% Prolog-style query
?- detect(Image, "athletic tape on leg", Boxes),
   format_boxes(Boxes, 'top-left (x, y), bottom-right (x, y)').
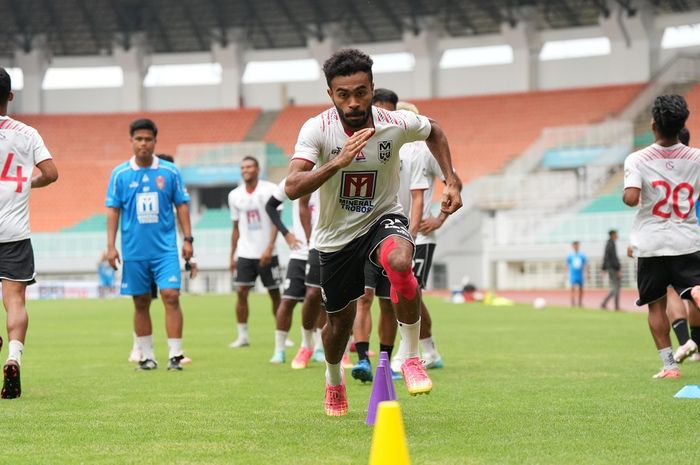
top-left (379, 237), bottom-right (418, 304)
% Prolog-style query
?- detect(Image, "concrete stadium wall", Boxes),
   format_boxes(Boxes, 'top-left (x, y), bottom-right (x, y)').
top-left (3, 7), bottom-right (700, 114)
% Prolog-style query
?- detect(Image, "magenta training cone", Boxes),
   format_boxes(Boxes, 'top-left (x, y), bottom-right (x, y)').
top-left (379, 351), bottom-right (397, 400)
top-left (366, 357), bottom-right (393, 425)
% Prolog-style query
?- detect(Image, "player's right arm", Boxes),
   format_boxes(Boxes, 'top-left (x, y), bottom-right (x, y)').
top-left (285, 122), bottom-right (375, 200)
top-left (32, 159), bottom-right (58, 188)
top-left (105, 168), bottom-right (123, 270)
top-left (623, 155), bottom-right (642, 207)
top-left (106, 207), bottom-right (121, 270)
top-left (230, 220), bottom-right (239, 273)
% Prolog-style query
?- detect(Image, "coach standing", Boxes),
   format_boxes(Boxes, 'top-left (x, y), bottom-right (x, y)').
top-left (601, 229), bottom-right (621, 311)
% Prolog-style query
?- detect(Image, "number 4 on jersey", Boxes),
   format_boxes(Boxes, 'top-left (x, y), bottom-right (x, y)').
top-left (1, 153), bottom-right (28, 193)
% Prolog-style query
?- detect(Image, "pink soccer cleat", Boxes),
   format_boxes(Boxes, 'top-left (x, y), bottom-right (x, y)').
top-left (291, 347), bottom-right (313, 370)
top-left (652, 368), bottom-right (681, 379)
top-left (401, 357), bottom-right (433, 396)
top-left (324, 383), bottom-right (348, 416)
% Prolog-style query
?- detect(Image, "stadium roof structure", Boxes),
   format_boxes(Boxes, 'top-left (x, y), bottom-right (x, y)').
top-left (1, 0), bottom-right (700, 57)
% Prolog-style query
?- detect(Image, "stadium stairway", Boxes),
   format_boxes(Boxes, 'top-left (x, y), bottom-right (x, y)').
top-left (631, 81), bottom-right (698, 149)
top-left (244, 110), bottom-right (280, 142)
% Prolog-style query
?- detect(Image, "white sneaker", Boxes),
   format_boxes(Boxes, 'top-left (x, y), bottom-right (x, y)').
top-left (422, 352), bottom-right (445, 369)
top-left (285, 338), bottom-right (295, 348)
top-left (228, 338), bottom-right (250, 348)
top-left (674, 339), bottom-right (698, 363)
top-left (391, 354), bottom-right (405, 374)
top-left (128, 349), bottom-right (142, 363)
top-left (688, 353), bottom-right (700, 362)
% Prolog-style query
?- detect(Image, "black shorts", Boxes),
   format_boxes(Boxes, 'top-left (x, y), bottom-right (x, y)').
top-left (320, 214), bottom-right (412, 312)
top-left (305, 249), bottom-right (321, 288)
top-left (413, 243), bottom-right (436, 289)
top-left (0, 239), bottom-right (36, 284)
top-left (364, 260), bottom-right (391, 300)
top-left (234, 256), bottom-right (282, 289)
top-left (283, 258), bottom-right (307, 301)
top-left (636, 252), bottom-right (700, 306)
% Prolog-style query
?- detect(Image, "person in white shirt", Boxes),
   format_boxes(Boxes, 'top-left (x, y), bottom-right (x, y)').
top-left (285, 49), bottom-right (462, 416)
top-left (623, 94), bottom-right (700, 379)
top-left (0, 67), bottom-right (59, 398)
top-left (265, 178), bottom-right (326, 368)
top-left (228, 156), bottom-right (282, 348)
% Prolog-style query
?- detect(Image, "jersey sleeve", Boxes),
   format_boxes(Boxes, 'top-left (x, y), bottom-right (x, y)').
top-left (272, 179), bottom-right (288, 202)
top-left (291, 118), bottom-right (322, 166)
top-left (105, 169), bottom-right (123, 208)
top-left (623, 154), bottom-right (642, 189)
top-left (31, 130), bottom-right (52, 165)
top-left (228, 191), bottom-right (239, 221)
top-left (396, 110), bottom-right (432, 144)
top-left (171, 167), bottom-right (190, 205)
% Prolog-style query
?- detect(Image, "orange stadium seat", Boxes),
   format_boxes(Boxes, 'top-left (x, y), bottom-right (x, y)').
top-left (19, 109), bottom-right (260, 232)
top-left (264, 84), bottom-right (644, 183)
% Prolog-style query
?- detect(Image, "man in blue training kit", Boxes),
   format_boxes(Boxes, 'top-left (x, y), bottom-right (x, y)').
top-left (106, 118), bottom-right (194, 371)
top-left (567, 241), bottom-right (587, 307)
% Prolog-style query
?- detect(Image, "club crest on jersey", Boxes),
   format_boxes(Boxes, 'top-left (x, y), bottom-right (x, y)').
top-left (156, 175), bottom-right (165, 190)
top-left (378, 141), bottom-right (392, 163)
top-left (339, 171), bottom-right (376, 213)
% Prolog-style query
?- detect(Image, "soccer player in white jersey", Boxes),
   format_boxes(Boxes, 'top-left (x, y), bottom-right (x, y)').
top-left (624, 95), bottom-right (700, 379)
top-left (0, 68), bottom-right (58, 398)
top-left (285, 49), bottom-right (462, 416)
top-left (228, 156), bottom-right (282, 347)
top-left (265, 177), bottom-right (323, 366)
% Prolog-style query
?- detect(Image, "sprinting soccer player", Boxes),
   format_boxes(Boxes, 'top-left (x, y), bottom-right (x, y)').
top-left (0, 67), bottom-right (59, 398)
top-left (623, 94), bottom-right (700, 379)
top-left (106, 119), bottom-right (193, 371)
top-left (566, 241), bottom-right (587, 307)
top-left (285, 49), bottom-right (463, 416)
top-left (265, 177), bottom-right (321, 365)
top-left (228, 156), bottom-right (282, 348)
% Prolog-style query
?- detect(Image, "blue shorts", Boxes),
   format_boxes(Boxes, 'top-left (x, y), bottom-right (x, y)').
top-left (570, 277), bottom-right (584, 287)
top-left (121, 255), bottom-right (181, 295)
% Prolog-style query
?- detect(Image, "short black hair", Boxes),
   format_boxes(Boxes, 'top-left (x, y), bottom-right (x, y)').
top-left (156, 154), bottom-right (174, 163)
top-left (572, 241), bottom-right (579, 246)
top-left (372, 88), bottom-right (398, 106)
top-left (241, 156), bottom-right (259, 168)
top-left (652, 95), bottom-right (689, 139)
top-left (129, 118), bottom-right (158, 137)
top-left (679, 127), bottom-right (691, 146)
top-left (322, 49), bottom-right (373, 88)
top-left (0, 67), bottom-right (11, 106)
top-left (608, 230), bottom-right (617, 238)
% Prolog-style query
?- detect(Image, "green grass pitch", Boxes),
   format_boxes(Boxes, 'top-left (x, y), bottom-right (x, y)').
top-left (1, 294), bottom-right (699, 464)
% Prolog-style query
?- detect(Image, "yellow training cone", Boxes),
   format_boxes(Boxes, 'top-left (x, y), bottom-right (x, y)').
top-left (368, 401), bottom-right (411, 465)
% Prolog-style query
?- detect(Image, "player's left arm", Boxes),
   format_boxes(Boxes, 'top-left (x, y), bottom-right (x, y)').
top-left (175, 202), bottom-right (193, 261)
top-left (424, 119), bottom-right (463, 215)
top-left (409, 190), bottom-right (425, 239)
top-left (298, 193), bottom-right (313, 243)
top-left (32, 159), bottom-right (59, 188)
